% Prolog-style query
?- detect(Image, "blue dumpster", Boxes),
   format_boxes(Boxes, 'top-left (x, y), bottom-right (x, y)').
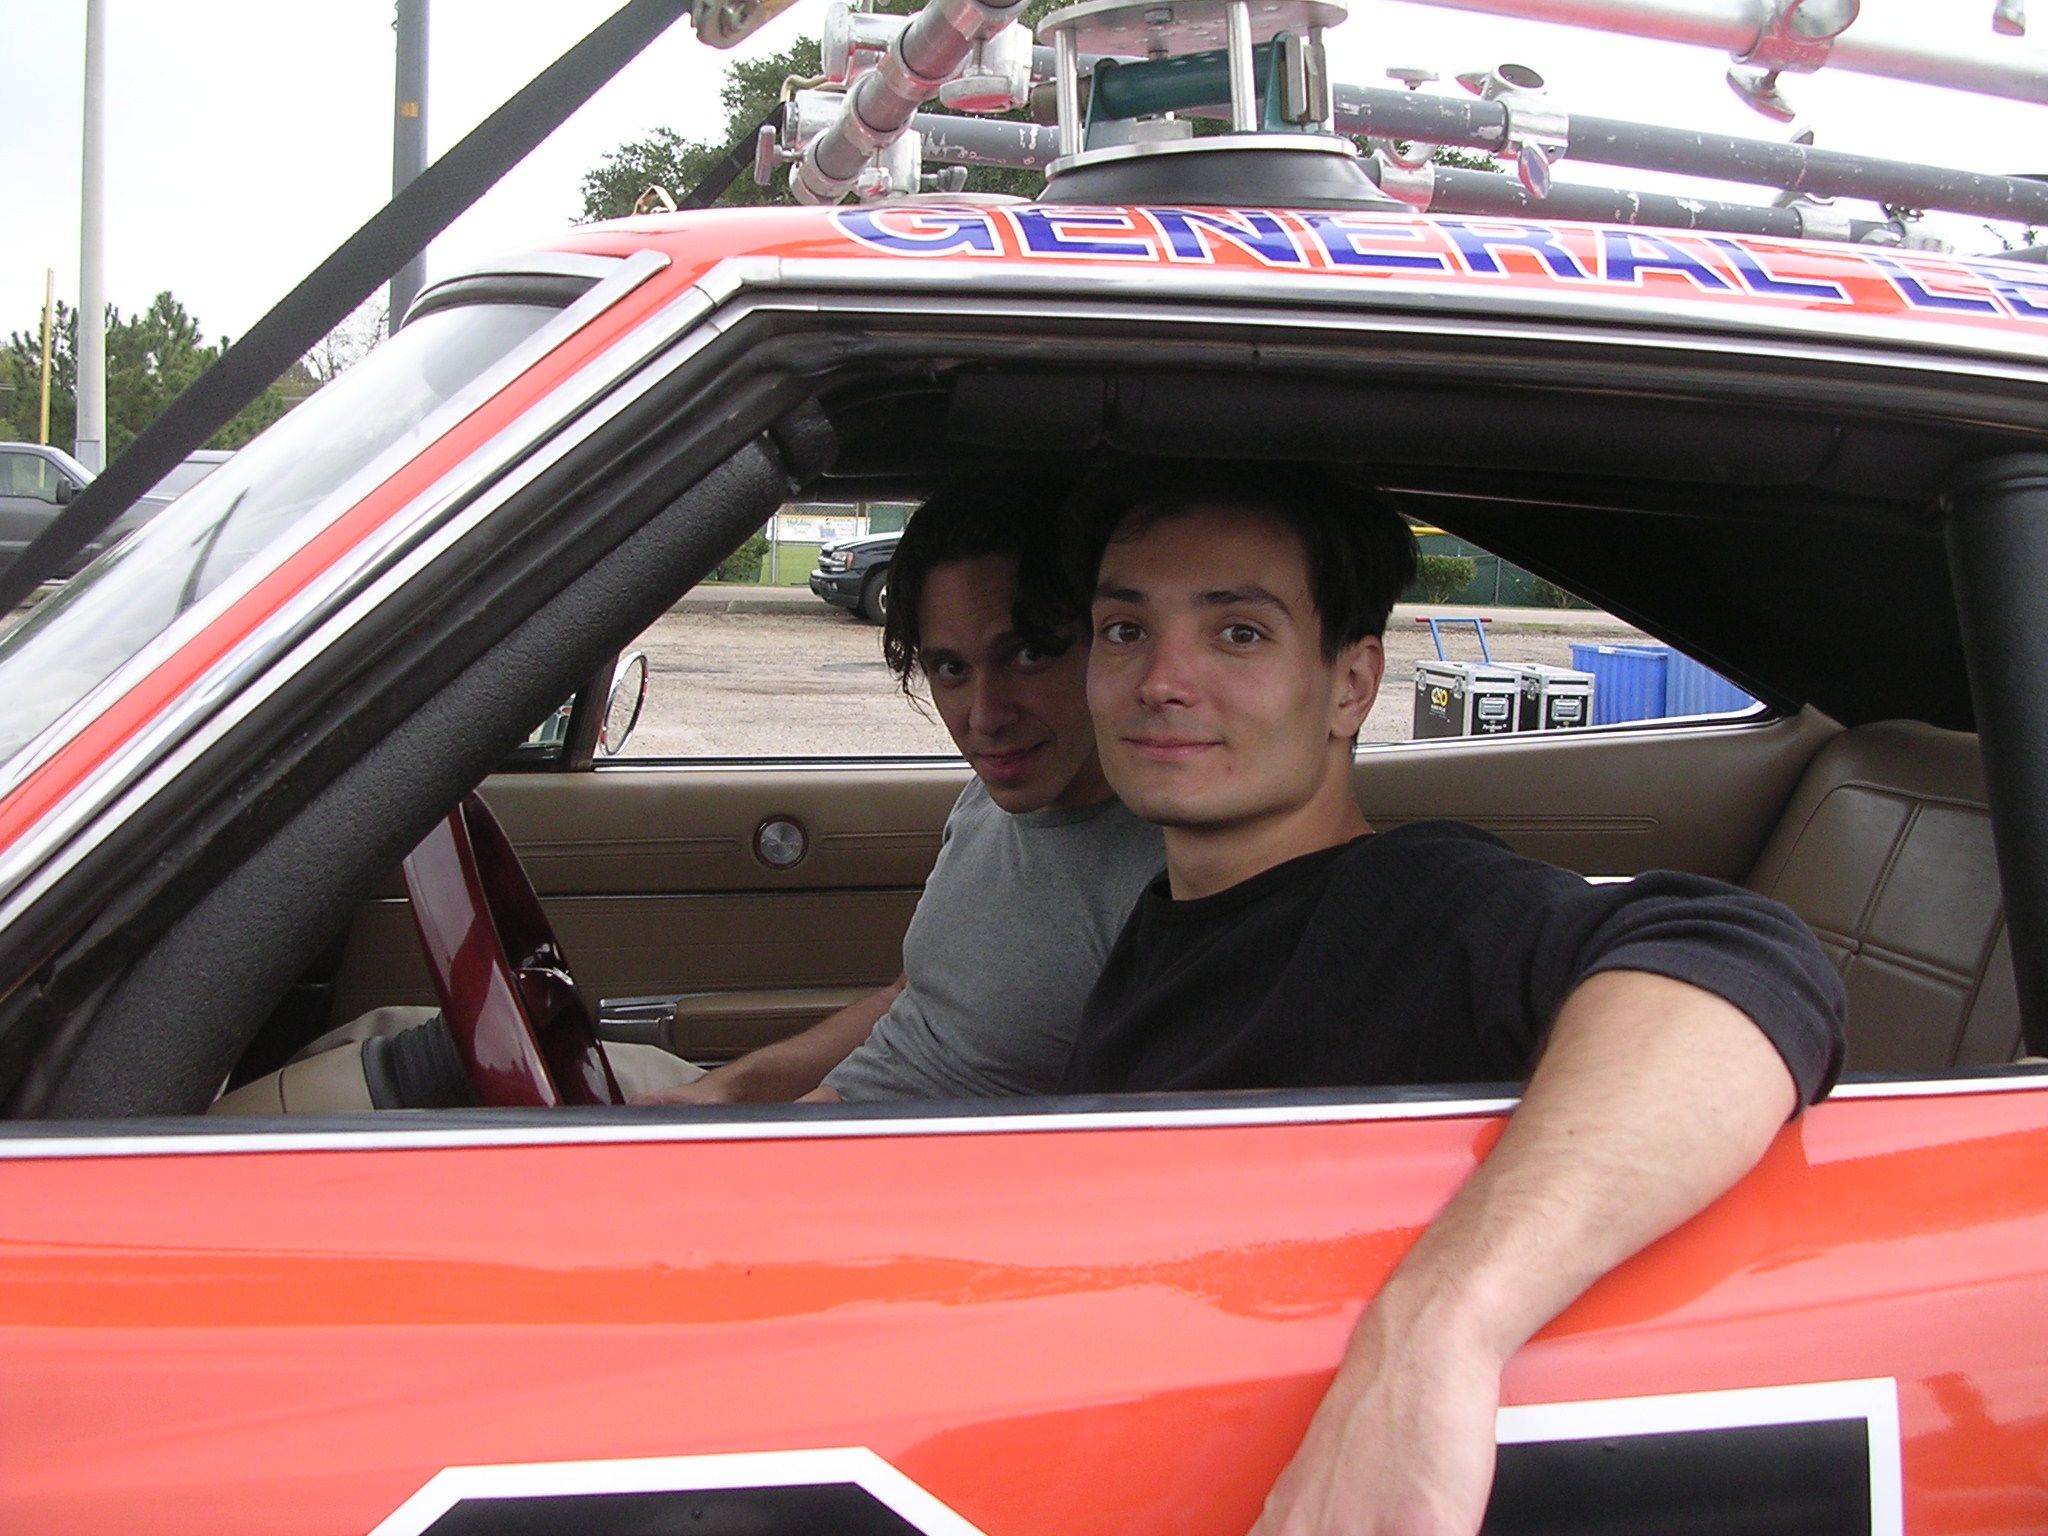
top-left (1665, 651), bottom-right (1758, 717)
top-left (1570, 644), bottom-right (1758, 724)
top-left (1570, 644), bottom-right (1667, 725)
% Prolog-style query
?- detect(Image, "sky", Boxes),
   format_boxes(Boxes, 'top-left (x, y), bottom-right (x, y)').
top-left (2, 0), bottom-right (2044, 351)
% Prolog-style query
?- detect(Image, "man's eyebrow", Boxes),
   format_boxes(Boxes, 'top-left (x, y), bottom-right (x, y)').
top-left (1093, 581), bottom-right (1144, 604)
top-left (1197, 585), bottom-right (1291, 614)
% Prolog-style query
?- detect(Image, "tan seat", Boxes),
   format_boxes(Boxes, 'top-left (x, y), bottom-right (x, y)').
top-left (1745, 720), bottom-right (2021, 1073)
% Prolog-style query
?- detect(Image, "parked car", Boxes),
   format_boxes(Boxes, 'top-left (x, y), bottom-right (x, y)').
top-left (0, 444), bottom-right (230, 582)
top-left (2, 33), bottom-right (2047, 1536)
top-left (0, 442), bottom-right (93, 576)
top-left (809, 527), bottom-right (899, 621)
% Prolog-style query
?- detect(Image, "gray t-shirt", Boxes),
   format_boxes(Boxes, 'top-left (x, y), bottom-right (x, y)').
top-left (824, 779), bottom-right (1163, 1101)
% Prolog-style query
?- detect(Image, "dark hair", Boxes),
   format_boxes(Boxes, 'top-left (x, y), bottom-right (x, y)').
top-left (882, 474), bottom-right (1084, 693)
top-left (1064, 462), bottom-right (1419, 656)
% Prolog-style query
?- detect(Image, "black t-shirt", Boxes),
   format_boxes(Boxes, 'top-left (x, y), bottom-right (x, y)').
top-left (1059, 820), bottom-right (1845, 1103)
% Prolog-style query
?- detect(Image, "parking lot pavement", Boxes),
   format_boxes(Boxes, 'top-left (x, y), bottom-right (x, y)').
top-left (619, 601), bottom-right (1652, 759)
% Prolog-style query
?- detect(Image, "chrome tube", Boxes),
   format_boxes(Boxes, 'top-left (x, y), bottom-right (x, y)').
top-left (1227, 0), bottom-right (1258, 130)
top-left (1056, 27), bottom-right (1084, 156)
top-left (795, 0), bottom-right (1030, 202)
top-left (1394, 0), bottom-right (2048, 104)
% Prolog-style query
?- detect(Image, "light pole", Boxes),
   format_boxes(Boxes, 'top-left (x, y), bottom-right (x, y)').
top-left (75, 0), bottom-right (107, 471)
top-left (390, 0), bottom-right (430, 333)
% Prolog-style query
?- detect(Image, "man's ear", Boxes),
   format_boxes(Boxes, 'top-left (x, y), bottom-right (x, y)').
top-left (1332, 635), bottom-right (1385, 740)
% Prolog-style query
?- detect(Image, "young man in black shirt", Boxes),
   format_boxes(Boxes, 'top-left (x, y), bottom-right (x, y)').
top-left (1061, 465), bottom-right (1845, 1536)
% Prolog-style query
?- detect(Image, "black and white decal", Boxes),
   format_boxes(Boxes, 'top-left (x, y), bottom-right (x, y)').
top-left (370, 1378), bottom-right (1898, 1535)
top-left (1492, 1377), bottom-right (1901, 1535)
top-left (369, 1447), bottom-right (989, 1536)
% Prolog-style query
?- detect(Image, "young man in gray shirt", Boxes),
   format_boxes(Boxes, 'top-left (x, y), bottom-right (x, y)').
top-left (645, 477), bottom-right (1161, 1105)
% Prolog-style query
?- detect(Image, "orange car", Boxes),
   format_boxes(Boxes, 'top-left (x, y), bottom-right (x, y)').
top-left (5, 4), bottom-right (2048, 1532)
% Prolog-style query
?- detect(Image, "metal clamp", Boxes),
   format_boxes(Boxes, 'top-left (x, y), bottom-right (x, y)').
top-left (1737, 0), bottom-right (1859, 74)
top-left (822, 1), bottom-right (908, 82)
top-left (1500, 95), bottom-right (1566, 197)
top-left (1372, 152), bottom-right (1436, 209)
top-left (854, 133), bottom-right (927, 199)
top-left (940, 24), bottom-right (1035, 112)
top-left (754, 88), bottom-right (845, 186)
top-left (693, 0), bottom-right (804, 48)
top-left (1458, 63), bottom-right (1563, 199)
top-left (1788, 196), bottom-right (1851, 242)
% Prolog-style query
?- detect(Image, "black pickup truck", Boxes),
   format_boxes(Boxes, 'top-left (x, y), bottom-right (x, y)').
top-left (807, 529), bottom-right (898, 622)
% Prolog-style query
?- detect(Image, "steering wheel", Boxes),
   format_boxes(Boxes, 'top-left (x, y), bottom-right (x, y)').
top-left (400, 792), bottom-right (624, 1107)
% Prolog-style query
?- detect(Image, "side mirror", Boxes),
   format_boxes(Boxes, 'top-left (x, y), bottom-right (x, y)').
top-left (53, 480), bottom-right (76, 506)
top-left (599, 651), bottom-right (649, 757)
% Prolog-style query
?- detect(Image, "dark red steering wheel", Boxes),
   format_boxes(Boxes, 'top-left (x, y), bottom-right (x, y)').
top-left (400, 793), bottom-right (624, 1107)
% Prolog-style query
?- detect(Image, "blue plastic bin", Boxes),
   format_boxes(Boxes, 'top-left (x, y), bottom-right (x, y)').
top-left (1570, 643), bottom-right (1667, 725)
top-left (1665, 651), bottom-right (1757, 717)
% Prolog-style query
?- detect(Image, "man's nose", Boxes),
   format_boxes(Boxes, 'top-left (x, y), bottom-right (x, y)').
top-left (967, 674), bottom-right (1021, 735)
top-left (1135, 629), bottom-right (1197, 711)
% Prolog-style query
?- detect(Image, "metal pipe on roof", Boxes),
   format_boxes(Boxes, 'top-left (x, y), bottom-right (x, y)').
top-left (1330, 83), bottom-right (2048, 223)
top-left (910, 111), bottom-right (1061, 168)
top-left (904, 112), bottom-right (1891, 238)
top-left (1409, 161), bottom-right (1848, 235)
top-left (1390, 0), bottom-right (2048, 105)
top-left (794, 0), bottom-right (1031, 202)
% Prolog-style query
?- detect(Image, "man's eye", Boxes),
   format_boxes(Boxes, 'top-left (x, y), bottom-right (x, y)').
top-left (1099, 620), bottom-right (1142, 644)
top-left (926, 661), bottom-right (967, 684)
top-left (1222, 623), bottom-right (1264, 645)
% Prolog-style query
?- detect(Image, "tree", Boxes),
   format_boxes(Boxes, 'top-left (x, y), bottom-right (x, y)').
top-left (2, 293), bottom-right (312, 457)
top-left (301, 297), bottom-right (389, 388)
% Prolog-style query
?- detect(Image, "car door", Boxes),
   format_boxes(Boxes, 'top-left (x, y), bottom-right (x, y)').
top-left (6, 1079), bottom-right (2048, 1534)
top-left (0, 448), bottom-right (73, 567)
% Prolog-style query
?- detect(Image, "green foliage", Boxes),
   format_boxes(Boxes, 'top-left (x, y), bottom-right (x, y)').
top-left (714, 530), bottom-right (771, 582)
top-left (1524, 577), bottom-right (1579, 609)
top-left (1417, 554), bottom-right (1477, 605)
top-left (580, 0), bottom-right (1071, 218)
top-left (2, 293), bottom-right (317, 457)
top-left (1430, 145), bottom-right (1500, 173)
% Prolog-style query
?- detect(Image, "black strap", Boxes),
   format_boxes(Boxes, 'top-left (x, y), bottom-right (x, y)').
top-left (0, 0), bottom-right (691, 614)
top-left (679, 102), bottom-right (787, 209)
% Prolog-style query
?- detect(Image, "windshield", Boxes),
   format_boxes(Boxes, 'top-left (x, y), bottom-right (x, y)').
top-left (145, 458), bottom-right (225, 502)
top-left (0, 302), bottom-right (559, 768)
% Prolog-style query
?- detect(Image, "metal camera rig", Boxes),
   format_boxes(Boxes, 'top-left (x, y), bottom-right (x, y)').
top-left (743, 0), bottom-right (2048, 251)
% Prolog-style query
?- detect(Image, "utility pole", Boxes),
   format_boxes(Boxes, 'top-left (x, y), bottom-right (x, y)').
top-left (39, 270), bottom-right (55, 447)
top-left (75, 0), bottom-right (107, 471)
top-left (390, 0), bottom-right (430, 334)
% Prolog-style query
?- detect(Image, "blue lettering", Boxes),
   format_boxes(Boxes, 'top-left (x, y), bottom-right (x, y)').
top-left (1011, 209), bottom-right (1155, 258)
top-left (1146, 208), bottom-right (1307, 266)
top-left (1439, 220), bottom-right (1590, 280)
top-left (1600, 230), bottom-right (1732, 291)
top-left (834, 208), bottom-right (998, 255)
top-left (1706, 238), bottom-right (1846, 302)
top-left (1865, 254), bottom-right (1999, 315)
top-left (1297, 215), bottom-right (1449, 272)
top-left (1964, 261), bottom-right (2048, 321)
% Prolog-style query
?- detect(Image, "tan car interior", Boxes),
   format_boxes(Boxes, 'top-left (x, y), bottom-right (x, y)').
top-left (212, 700), bottom-right (2018, 1113)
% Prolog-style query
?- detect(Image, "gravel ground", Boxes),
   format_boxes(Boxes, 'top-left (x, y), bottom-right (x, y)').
top-left (620, 605), bottom-right (1649, 757)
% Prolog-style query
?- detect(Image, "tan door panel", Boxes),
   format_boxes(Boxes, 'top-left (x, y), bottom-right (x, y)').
top-left (1353, 708), bottom-right (1836, 880)
top-left (334, 762), bottom-right (968, 1030)
top-left (480, 762), bottom-right (969, 895)
top-left (665, 987), bottom-right (880, 1060)
top-left (330, 891), bottom-right (914, 1045)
